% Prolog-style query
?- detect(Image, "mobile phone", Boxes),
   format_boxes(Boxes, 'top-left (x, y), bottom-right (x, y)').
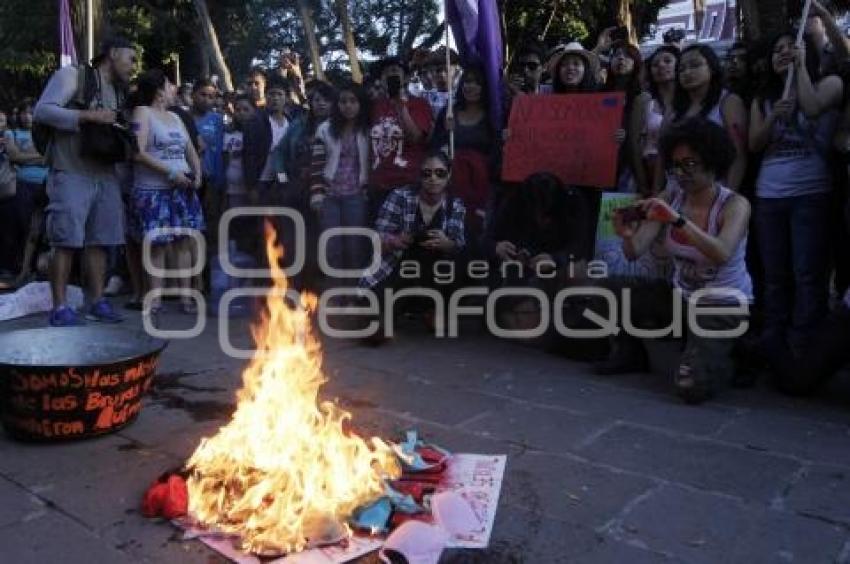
top-left (386, 75), bottom-right (402, 98)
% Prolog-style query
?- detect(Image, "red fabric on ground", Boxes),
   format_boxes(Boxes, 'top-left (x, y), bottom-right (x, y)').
top-left (142, 474), bottom-right (188, 519)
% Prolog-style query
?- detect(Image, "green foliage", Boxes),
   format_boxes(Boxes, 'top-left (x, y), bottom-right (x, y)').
top-left (0, 0), bottom-right (58, 108)
top-left (502, 0), bottom-right (670, 54)
top-left (0, 0), bottom-right (680, 109)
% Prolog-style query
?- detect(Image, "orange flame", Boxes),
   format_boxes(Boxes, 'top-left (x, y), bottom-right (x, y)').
top-left (186, 222), bottom-right (399, 554)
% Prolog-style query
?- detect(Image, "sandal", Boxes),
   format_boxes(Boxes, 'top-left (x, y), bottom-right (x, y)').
top-left (675, 363), bottom-right (713, 405)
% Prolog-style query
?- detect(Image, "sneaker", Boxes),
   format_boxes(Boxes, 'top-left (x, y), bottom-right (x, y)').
top-left (49, 305), bottom-right (84, 327)
top-left (86, 298), bottom-right (124, 323)
top-left (103, 275), bottom-right (124, 297)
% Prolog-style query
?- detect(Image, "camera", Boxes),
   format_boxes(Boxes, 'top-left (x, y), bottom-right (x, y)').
top-left (615, 205), bottom-right (647, 223)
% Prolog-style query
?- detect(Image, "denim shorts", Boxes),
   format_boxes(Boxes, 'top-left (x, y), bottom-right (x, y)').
top-left (46, 170), bottom-right (125, 248)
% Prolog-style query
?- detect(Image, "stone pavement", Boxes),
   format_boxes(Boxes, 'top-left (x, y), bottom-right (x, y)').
top-left (1, 310), bottom-right (850, 563)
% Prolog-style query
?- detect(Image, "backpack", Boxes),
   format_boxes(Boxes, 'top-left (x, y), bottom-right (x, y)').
top-left (32, 65), bottom-right (99, 156)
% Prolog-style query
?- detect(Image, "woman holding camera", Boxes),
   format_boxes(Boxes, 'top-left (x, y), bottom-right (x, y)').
top-left (613, 118), bottom-right (753, 404)
top-left (128, 69), bottom-right (204, 315)
top-left (358, 151), bottom-right (465, 339)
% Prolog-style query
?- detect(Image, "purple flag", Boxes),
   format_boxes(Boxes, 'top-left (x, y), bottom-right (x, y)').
top-left (446, 0), bottom-right (504, 129)
top-left (59, 0), bottom-right (78, 67)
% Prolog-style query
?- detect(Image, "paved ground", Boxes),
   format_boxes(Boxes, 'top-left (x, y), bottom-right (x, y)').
top-left (1, 308), bottom-right (850, 564)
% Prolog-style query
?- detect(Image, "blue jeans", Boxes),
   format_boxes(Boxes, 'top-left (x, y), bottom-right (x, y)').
top-left (320, 193), bottom-right (369, 277)
top-left (755, 193), bottom-right (831, 352)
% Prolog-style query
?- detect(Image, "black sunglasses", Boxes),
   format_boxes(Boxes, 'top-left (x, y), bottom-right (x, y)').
top-left (519, 61), bottom-right (541, 71)
top-left (421, 168), bottom-right (449, 179)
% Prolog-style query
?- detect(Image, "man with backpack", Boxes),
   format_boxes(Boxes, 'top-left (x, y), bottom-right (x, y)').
top-left (33, 36), bottom-right (136, 326)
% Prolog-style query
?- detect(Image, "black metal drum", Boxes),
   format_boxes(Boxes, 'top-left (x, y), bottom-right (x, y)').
top-left (0, 327), bottom-right (167, 441)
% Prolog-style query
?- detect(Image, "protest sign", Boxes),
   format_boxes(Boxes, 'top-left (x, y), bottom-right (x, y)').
top-left (502, 93), bottom-right (625, 187)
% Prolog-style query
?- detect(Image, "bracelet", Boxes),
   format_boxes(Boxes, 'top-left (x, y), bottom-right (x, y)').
top-left (671, 214), bottom-right (687, 229)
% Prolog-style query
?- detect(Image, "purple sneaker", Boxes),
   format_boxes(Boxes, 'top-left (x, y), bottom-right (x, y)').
top-left (48, 305), bottom-right (84, 327)
top-left (86, 298), bottom-right (124, 323)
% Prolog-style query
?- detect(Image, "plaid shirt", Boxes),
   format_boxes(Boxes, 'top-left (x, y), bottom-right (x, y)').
top-left (360, 187), bottom-right (466, 289)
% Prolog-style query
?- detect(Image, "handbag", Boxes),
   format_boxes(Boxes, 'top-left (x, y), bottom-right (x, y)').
top-left (80, 121), bottom-right (137, 164)
top-left (78, 68), bottom-right (136, 165)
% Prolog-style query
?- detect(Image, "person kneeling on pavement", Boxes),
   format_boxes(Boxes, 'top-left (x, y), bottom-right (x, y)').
top-left (611, 118), bottom-right (753, 404)
top-left (483, 173), bottom-right (589, 332)
top-left (357, 151), bottom-right (465, 340)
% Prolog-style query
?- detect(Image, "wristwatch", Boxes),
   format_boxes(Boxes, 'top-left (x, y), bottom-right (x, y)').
top-left (671, 214), bottom-right (687, 229)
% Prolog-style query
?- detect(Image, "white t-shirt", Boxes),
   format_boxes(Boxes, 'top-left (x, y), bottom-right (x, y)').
top-left (224, 130), bottom-right (244, 195)
top-left (259, 115), bottom-right (289, 182)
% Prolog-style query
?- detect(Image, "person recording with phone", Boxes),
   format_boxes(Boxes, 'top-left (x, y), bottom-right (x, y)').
top-left (611, 118), bottom-right (752, 404)
top-left (368, 57), bottom-right (434, 219)
top-left (506, 42), bottom-right (549, 97)
top-left (278, 47), bottom-right (307, 107)
top-left (358, 152), bottom-right (465, 342)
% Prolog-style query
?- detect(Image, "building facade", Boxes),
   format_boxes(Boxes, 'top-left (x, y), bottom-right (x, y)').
top-left (646, 0), bottom-right (737, 45)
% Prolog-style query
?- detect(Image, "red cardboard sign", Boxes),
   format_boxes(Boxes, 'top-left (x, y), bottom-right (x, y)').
top-left (502, 92), bottom-right (625, 188)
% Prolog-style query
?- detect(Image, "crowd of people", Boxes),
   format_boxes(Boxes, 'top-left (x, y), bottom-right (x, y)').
top-left (2, 0), bottom-right (850, 405)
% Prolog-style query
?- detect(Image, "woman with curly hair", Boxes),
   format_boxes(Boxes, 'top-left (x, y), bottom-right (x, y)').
top-left (613, 118), bottom-right (753, 404)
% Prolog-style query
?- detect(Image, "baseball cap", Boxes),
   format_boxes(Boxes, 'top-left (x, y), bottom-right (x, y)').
top-left (91, 36), bottom-right (135, 65)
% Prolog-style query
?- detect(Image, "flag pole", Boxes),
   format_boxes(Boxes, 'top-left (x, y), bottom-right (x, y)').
top-left (86, 0), bottom-right (94, 64)
top-left (783, 0), bottom-right (813, 99)
top-left (445, 0), bottom-right (455, 159)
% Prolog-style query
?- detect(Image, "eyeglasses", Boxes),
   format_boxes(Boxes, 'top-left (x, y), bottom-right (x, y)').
top-left (519, 61), bottom-right (541, 71)
top-left (667, 158), bottom-right (702, 176)
top-left (421, 168), bottom-right (449, 179)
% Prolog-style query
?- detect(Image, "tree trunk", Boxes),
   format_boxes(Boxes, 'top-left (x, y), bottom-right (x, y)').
top-left (192, 0), bottom-right (233, 90)
top-left (738, 0), bottom-right (762, 41)
top-left (617, 0), bottom-right (637, 45)
top-left (417, 22), bottom-right (446, 52)
top-left (334, 0), bottom-right (361, 83)
top-left (400, 2), bottom-right (426, 58)
top-left (738, 0), bottom-right (788, 42)
top-left (693, 0), bottom-right (706, 37)
top-left (296, 0), bottom-right (326, 81)
top-left (755, 0), bottom-right (787, 41)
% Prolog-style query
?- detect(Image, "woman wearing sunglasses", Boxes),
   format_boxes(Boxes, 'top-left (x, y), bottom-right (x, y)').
top-left (358, 151), bottom-right (466, 340)
top-left (613, 118), bottom-right (753, 404)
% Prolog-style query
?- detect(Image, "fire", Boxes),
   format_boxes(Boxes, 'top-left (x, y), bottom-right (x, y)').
top-left (186, 223), bottom-right (400, 554)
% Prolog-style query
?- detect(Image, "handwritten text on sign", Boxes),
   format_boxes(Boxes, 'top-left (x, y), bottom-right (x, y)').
top-left (3, 356), bottom-right (159, 439)
top-left (502, 93), bottom-right (625, 187)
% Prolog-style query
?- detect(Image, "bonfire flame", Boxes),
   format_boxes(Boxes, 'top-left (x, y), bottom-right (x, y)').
top-left (186, 223), bottom-right (400, 554)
